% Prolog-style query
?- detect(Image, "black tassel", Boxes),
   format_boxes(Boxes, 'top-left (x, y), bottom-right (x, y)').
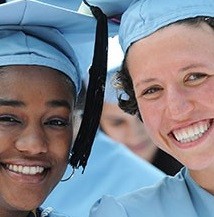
top-left (69, 1), bottom-right (108, 172)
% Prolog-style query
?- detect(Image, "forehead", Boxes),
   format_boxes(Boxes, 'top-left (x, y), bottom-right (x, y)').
top-left (0, 65), bottom-right (75, 101)
top-left (127, 23), bottom-right (214, 74)
top-left (0, 65), bottom-right (72, 82)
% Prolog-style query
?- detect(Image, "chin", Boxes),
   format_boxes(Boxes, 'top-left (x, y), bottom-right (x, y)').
top-left (182, 155), bottom-right (214, 171)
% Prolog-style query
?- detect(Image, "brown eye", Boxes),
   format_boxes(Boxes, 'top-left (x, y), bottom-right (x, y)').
top-left (44, 118), bottom-right (69, 128)
top-left (184, 73), bottom-right (208, 86)
top-left (0, 115), bottom-right (21, 125)
top-left (141, 85), bottom-right (163, 100)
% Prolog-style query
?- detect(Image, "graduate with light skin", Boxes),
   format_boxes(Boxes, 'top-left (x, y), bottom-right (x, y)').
top-left (0, 1), bottom-right (106, 217)
top-left (90, 0), bottom-right (214, 216)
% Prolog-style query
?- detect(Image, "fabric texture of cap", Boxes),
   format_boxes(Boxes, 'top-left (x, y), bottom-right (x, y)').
top-left (37, 0), bottom-right (82, 10)
top-left (0, 0), bottom-right (99, 93)
top-left (119, 0), bottom-right (214, 53)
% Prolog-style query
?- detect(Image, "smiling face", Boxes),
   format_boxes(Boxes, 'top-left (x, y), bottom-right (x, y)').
top-left (0, 66), bottom-right (74, 216)
top-left (127, 23), bottom-right (214, 175)
top-left (100, 102), bottom-right (157, 162)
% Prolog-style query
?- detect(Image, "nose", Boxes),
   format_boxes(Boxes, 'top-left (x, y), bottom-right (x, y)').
top-left (165, 86), bottom-right (194, 120)
top-left (15, 124), bottom-right (48, 155)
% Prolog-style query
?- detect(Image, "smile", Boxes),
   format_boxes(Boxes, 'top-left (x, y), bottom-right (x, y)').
top-left (172, 120), bottom-right (211, 143)
top-left (5, 164), bottom-right (45, 175)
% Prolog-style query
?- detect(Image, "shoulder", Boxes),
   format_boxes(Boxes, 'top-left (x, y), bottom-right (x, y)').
top-left (118, 169), bottom-right (187, 206)
top-left (90, 168), bottom-right (194, 217)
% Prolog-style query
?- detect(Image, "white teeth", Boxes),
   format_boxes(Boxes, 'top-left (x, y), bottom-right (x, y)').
top-left (173, 121), bottom-right (210, 143)
top-left (7, 164), bottom-right (44, 175)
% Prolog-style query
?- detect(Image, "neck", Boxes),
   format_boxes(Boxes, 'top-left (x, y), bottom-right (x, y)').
top-left (0, 208), bottom-right (31, 217)
top-left (190, 166), bottom-right (214, 195)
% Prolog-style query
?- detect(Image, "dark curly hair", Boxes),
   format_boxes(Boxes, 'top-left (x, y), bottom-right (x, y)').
top-left (115, 16), bottom-right (214, 117)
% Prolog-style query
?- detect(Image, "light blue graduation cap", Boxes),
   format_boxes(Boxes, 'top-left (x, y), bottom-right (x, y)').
top-left (0, 0), bottom-right (99, 93)
top-left (0, 0), bottom-right (113, 171)
top-left (7, 0), bottom-right (84, 11)
top-left (36, 0), bottom-right (82, 10)
top-left (119, 0), bottom-right (214, 53)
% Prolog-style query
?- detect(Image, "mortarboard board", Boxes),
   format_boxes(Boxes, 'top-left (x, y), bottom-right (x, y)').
top-left (0, 0), bottom-right (98, 93)
top-left (36, 0), bottom-right (82, 10)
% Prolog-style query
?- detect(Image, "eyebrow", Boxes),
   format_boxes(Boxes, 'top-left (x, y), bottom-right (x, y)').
top-left (46, 100), bottom-right (71, 110)
top-left (179, 63), bottom-right (206, 72)
top-left (135, 78), bottom-right (157, 87)
top-left (136, 63), bottom-right (206, 87)
top-left (0, 99), bottom-right (71, 110)
top-left (0, 99), bottom-right (25, 107)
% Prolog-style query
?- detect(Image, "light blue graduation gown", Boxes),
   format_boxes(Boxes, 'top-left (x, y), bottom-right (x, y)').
top-left (39, 207), bottom-right (68, 217)
top-left (42, 130), bottom-right (165, 217)
top-left (90, 167), bottom-right (214, 217)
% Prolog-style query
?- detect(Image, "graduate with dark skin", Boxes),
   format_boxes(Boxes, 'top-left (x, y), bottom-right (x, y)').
top-left (0, 66), bottom-right (74, 217)
top-left (0, 0), bottom-right (107, 217)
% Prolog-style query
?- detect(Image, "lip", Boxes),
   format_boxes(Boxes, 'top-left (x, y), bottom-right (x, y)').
top-left (169, 119), bottom-right (211, 132)
top-left (2, 159), bottom-right (50, 167)
top-left (0, 161), bottom-right (50, 184)
top-left (169, 119), bottom-right (213, 149)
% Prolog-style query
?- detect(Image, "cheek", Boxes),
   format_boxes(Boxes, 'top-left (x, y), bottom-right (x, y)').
top-left (48, 132), bottom-right (73, 161)
top-left (138, 102), bottom-right (159, 128)
top-left (138, 102), bottom-right (162, 142)
top-left (196, 83), bottom-right (214, 106)
top-left (0, 130), bottom-right (17, 152)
